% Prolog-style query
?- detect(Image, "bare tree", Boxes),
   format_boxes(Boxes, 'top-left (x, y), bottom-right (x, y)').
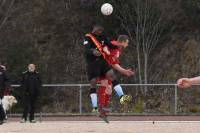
top-left (116, 0), bottom-right (163, 95)
top-left (0, 0), bottom-right (15, 29)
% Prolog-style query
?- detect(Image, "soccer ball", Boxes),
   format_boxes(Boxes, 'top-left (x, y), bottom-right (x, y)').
top-left (101, 3), bottom-right (113, 16)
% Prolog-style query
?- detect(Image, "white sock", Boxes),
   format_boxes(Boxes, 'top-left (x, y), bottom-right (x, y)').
top-left (90, 93), bottom-right (98, 108)
top-left (114, 84), bottom-right (124, 98)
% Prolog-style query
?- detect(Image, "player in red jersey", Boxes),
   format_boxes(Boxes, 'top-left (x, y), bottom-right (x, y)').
top-left (97, 35), bottom-right (134, 121)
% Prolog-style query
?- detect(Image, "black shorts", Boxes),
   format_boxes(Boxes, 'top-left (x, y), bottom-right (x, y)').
top-left (87, 59), bottom-right (111, 81)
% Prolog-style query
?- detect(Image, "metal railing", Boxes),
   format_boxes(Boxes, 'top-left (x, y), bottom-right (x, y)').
top-left (11, 83), bottom-right (182, 115)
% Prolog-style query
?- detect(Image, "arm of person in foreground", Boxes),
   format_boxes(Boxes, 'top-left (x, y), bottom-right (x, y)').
top-left (177, 76), bottom-right (200, 88)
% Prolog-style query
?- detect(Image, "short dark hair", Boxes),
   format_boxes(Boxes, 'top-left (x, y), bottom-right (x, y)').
top-left (92, 24), bottom-right (104, 32)
top-left (117, 35), bottom-right (129, 42)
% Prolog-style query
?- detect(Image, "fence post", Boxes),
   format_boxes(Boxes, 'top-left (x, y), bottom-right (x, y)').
top-left (174, 85), bottom-right (178, 115)
top-left (79, 85), bottom-right (82, 114)
top-left (39, 112), bottom-right (42, 123)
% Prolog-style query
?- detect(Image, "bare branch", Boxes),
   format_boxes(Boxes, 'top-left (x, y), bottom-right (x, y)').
top-left (0, 0), bottom-right (15, 29)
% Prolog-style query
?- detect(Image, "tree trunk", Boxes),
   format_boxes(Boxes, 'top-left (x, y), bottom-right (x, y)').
top-left (144, 53), bottom-right (148, 95)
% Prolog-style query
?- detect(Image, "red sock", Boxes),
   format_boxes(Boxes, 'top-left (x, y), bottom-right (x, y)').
top-left (98, 86), bottom-right (106, 108)
top-left (105, 94), bottom-right (111, 107)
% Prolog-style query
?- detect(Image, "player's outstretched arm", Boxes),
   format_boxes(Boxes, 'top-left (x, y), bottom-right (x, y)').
top-left (112, 64), bottom-right (134, 77)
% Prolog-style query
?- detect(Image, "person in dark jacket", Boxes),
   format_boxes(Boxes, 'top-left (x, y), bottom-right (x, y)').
top-left (0, 65), bottom-right (9, 125)
top-left (20, 64), bottom-right (42, 123)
